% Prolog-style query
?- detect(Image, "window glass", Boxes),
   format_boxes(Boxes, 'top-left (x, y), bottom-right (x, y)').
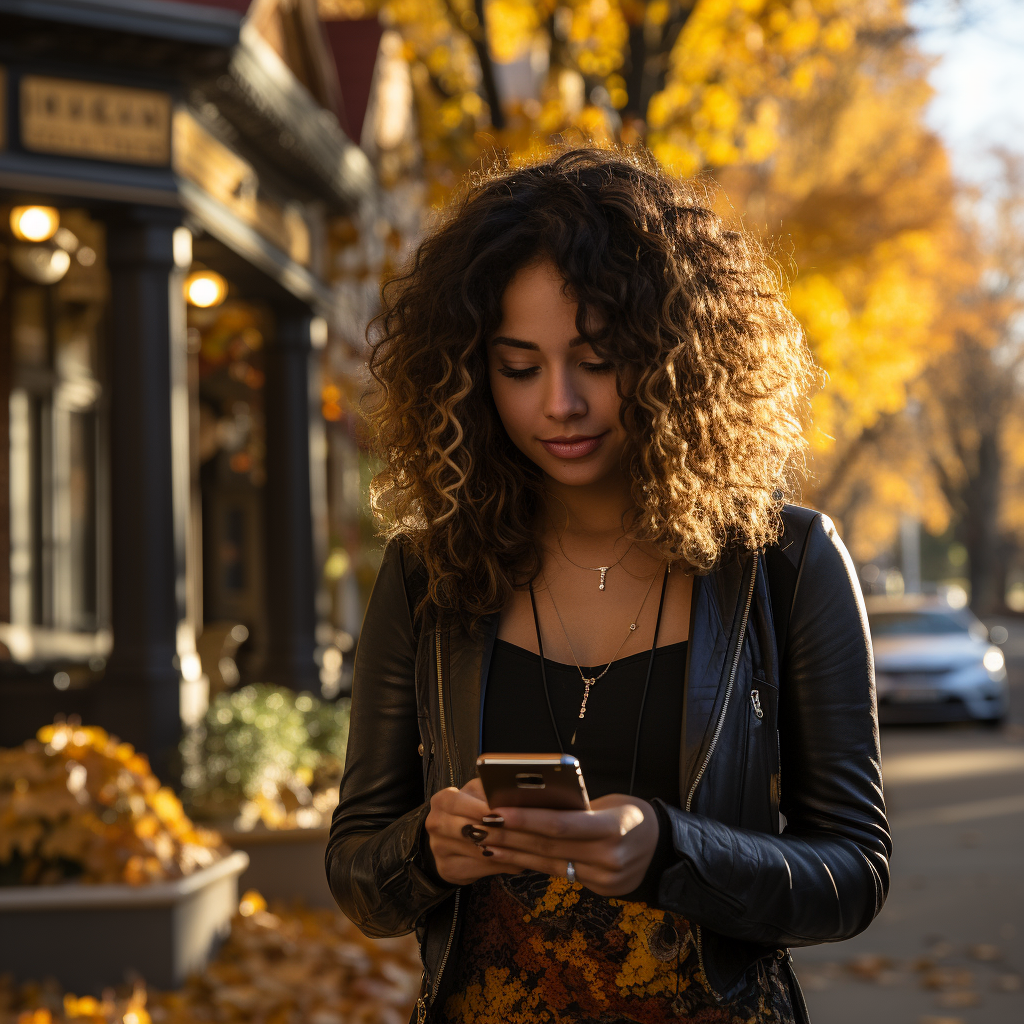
top-left (4, 208), bottom-right (107, 642)
top-left (191, 298), bottom-right (270, 680)
top-left (868, 611), bottom-right (972, 637)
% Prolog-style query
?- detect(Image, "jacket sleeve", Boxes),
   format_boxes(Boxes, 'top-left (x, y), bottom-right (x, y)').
top-left (656, 513), bottom-right (891, 946)
top-left (325, 540), bottom-right (456, 936)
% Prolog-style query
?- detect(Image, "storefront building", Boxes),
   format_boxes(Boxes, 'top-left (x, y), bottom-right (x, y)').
top-left (0, 0), bottom-right (380, 779)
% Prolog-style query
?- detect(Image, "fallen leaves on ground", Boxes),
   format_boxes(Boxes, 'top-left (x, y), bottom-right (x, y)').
top-left (967, 943), bottom-right (1000, 962)
top-left (920, 967), bottom-right (975, 990)
top-left (0, 891), bottom-right (421, 1024)
top-left (935, 990), bottom-right (981, 1009)
top-left (994, 973), bottom-right (1023, 992)
top-left (794, 938), bottom-right (1021, 1002)
top-left (845, 953), bottom-right (895, 981)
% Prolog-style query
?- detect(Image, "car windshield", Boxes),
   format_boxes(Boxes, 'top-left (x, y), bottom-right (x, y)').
top-left (868, 611), bottom-right (970, 637)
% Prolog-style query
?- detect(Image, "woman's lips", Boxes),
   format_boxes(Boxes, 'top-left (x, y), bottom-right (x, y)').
top-left (539, 433), bottom-right (606, 459)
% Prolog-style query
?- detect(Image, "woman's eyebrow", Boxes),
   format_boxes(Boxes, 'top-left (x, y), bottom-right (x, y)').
top-left (489, 335), bottom-right (589, 349)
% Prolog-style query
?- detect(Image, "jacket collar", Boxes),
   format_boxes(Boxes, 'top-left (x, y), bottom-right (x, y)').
top-left (443, 551), bottom-right (755, 796)
top-left (681, 551), bottom-right (755, 796)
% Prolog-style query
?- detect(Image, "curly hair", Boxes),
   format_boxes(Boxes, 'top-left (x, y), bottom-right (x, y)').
top-left (366, 147), bottom-right (817, 621)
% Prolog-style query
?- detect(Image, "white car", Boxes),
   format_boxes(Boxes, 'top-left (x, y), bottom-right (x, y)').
top-left (866, 596), bottom-right (1009, 725)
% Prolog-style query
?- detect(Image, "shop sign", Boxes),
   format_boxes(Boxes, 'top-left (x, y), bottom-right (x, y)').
top-left (21, 75), bottom-right (171, 166)
top-left (173, 110), bottom-right (311, 267)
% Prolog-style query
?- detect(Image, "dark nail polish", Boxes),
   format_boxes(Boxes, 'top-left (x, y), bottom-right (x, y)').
top-left (481, 847), bottom-right (494, 857)
top-left (481, 814), bottom-right (504, 827)
top-left (462, 824), bottom-right (488, 842)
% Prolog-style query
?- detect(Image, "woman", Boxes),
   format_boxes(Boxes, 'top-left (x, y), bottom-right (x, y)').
top-left (326, 148), bottom-right (889, 1024)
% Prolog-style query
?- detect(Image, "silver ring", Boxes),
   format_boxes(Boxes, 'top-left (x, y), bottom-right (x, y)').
top-left (566, 860), bottom-right (576, 883)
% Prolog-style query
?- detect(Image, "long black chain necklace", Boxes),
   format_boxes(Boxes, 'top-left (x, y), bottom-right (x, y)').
top-left (529, 564), bottom-right (671, 795)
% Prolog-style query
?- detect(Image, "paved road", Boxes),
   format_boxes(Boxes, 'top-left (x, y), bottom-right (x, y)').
top-left (792, 616), bottom-right (1024, 1024)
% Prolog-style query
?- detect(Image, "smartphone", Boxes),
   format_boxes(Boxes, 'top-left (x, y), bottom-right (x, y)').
top-left (476, 753), bottom-right (590, 811)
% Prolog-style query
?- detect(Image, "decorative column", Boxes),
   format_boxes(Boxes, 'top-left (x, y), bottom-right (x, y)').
top-left (261, 307), bottom-right (319, 690)
top-left (94, 206), bottom-right (183, 782)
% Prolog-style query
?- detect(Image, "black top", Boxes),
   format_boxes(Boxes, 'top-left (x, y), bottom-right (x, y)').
top-left (482, 639), bottom-right (688, 806)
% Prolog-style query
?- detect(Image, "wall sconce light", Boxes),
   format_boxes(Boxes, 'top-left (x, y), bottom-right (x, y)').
top-left (184, 269), bottom-right (228, 308)
top-left (10, 206), bottom-right (60, 243)
top-left (310, 315), bottom-right (328, 350)
top-left (10, 245), bottom-right (71, 284)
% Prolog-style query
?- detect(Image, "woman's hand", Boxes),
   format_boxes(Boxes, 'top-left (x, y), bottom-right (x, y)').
top-left (425, 778), bottom-right (523, 886)
top-left (477, 794), bottom-right (660, 897)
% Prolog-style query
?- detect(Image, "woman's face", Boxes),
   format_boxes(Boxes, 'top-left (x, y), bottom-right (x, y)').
top-left (488, 260), bottom-right (628, 489)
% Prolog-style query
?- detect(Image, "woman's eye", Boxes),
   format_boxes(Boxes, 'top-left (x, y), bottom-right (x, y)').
top-left (498, 366), bottom-right (538, 380)
top-left (581, 361), bottom-right (615, 374)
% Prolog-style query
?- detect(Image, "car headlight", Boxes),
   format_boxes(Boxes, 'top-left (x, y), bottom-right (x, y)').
top-left (983, 647), bottom-right (1005, 674)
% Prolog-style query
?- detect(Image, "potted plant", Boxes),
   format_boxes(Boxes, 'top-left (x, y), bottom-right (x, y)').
top-left (0, 722), bottom-right (248, 992)
top-left (180, 686), bottom-right (350, 906)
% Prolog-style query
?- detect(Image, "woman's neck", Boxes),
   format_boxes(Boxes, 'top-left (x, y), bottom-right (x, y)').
top-left (542, 470), bottom-right (635, 544)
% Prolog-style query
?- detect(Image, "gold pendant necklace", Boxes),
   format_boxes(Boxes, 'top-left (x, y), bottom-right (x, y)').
top-left (544, 562), bottom-right (667, 744)
top-left (554, 532), bottom-right (634, 591)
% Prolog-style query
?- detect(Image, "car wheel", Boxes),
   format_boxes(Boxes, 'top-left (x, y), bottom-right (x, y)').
top-left (980, 714), bottom-right (1008, 729)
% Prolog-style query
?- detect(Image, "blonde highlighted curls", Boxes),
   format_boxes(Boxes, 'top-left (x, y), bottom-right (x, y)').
top-left (366, 147), bottom-right (817, 622)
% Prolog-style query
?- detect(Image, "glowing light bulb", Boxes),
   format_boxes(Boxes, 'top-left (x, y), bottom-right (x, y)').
top-left (10, 205), bottom-right (60, 242)
top-left (184, 270), bottom-right (228, 308)
top-left (983, 647), bottom-right (1005, 674)
top-left (180, 652), bottom-right (203, 682)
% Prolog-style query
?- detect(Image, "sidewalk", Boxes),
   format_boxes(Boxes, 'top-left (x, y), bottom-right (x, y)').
top-left (792, 627), bottom-right (1024, 1024)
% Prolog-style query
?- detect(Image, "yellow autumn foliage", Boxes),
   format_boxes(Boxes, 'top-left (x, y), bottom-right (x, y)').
top-left (319, 0), bottom-right (967, 554)
top-left (332, 0), bottom-right (884, 186)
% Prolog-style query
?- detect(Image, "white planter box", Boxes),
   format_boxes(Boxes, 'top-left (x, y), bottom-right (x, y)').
top-left (0, 850), bottom-right (249, 992)
top-left (220, 826), bottom-right (334, 907)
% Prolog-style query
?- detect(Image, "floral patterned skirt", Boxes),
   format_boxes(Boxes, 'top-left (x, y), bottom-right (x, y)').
top-left (434, 873), bottom-right (795, 1024)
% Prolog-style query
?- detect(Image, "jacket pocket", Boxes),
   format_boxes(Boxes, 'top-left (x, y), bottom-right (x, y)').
top-left (739, 674), bottom-right (778, 833)
top-left (755, 678), bottom-right (782, 832)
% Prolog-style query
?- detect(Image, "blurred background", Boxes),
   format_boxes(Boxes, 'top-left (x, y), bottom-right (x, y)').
top-left (0, 1), bottom-right (1021, 1022)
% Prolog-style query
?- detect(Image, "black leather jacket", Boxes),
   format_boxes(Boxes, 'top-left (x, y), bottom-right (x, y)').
top-left (326, 505), bottom-right (890, 1019)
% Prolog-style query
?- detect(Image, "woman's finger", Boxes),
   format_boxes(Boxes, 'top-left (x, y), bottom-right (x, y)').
top-left (481, 845), bottom-right (612, 884)
top-left (445, 787), bottom-right (492, 820)
top-left (492, 805), bottom-right (637, 840)
top-left (478, 826), bottom-right (617, 865)
top-left (430, 785), bottom-right (492, 824)
top-left (481, 845), bottom-right (626, 894)
top-left (461, 776), bottom-right (487, 801)
top-left (429, 835), bottom-right (487, 860)
top-left (428, 812), bottom-right (491, 843)
top-left (478, 844), bottom-right (563, 877)
top-left (431, 846), bottom-right (524, 885)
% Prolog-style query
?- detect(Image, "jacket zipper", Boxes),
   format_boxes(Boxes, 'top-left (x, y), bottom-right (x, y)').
top-left (428, 889), bottom-right (460, 1005)
top-left (776, 732), bottom-right (783, 832)
top-left (421, 626), bottom-right (460, 1018)
top-left (750, 690), bottom-right (763, 718)
top-left (686, 555), bottom-right (758, 999)
top-left (436, 627), bottom-right (455, 788)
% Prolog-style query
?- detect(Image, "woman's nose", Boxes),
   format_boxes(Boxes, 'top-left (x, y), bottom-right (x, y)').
top-left (543, 367), bottom-right (587, 421)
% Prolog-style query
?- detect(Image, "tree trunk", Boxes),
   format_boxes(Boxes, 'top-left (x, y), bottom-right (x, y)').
top-left (622, 5), bottom-right (695, 122)
top-left (473, 0), bottom-right (505, 130)
top-left (623, 24), bottom-right (647, 121)
top-left (962, 428), bottom-right (1006, 614)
